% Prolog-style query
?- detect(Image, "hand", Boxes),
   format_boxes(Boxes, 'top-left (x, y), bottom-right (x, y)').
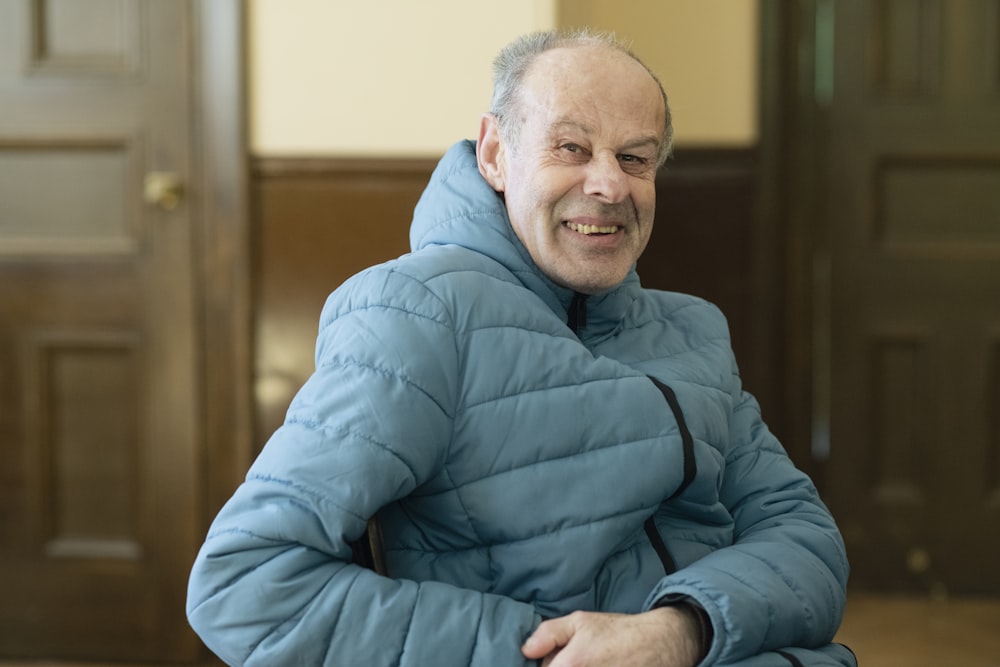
top-left (521, 607), bottom-right (702, 667)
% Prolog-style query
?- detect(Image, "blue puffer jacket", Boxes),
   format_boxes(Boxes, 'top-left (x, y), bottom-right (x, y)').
top-left (187, 140), bottom-right (855, 667)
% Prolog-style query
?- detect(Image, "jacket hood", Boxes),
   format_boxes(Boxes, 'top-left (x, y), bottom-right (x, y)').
top-left (410, 140), bottom-right (536, 286)
top-left (409, 140), bottom-right (641, 339)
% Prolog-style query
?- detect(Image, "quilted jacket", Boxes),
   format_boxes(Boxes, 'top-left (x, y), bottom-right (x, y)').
top-left (187, 140), bottom-right (855, 666)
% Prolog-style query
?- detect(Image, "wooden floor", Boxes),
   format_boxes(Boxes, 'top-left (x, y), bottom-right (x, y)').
top-left (835, 593), bottom-right (1000, 666)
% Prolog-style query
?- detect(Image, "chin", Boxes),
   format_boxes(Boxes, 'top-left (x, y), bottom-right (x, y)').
top-left (565, 277), bottom-right (625, 295)
top-left (552, 262), bottom-right (631, 295)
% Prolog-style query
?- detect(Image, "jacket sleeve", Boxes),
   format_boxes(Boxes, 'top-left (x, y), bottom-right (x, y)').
top-left (186, 268), bottom-right (541, 666)
top-left (642, 337), bottom-right (850, 664)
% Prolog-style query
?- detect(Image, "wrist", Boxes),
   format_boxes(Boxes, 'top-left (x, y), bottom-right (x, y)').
top-left (655, 596), bottom-right (713, 664)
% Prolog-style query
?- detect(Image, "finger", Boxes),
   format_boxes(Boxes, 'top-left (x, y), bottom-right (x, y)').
top-left (521, 617), bottom-right (575, 659)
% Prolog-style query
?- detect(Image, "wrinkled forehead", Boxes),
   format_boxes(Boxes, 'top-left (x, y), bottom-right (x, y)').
top-left (517, 45), bottom-right (666, 139)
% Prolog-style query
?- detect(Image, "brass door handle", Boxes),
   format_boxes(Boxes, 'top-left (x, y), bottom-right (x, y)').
top-left (144, 171), bottom-right (183, 211)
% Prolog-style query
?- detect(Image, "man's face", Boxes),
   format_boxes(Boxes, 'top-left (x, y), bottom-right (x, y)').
top-left (479, 45), bottom-right (665, 295)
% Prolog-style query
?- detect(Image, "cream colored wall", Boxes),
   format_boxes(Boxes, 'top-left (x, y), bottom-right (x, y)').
top-left (249, 0), bottom-right (555, 157)
top-left (558, 0), bottom-right (759, 147)
top-left (249, 0), bottom-right (757, 157)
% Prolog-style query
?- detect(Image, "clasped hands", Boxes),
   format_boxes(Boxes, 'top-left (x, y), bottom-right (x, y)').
top-left (521, 607), bottom-right (703, 667)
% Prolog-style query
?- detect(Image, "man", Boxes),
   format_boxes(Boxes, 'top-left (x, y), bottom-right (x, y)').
top-left (187, 30), bottom-right (856, 666)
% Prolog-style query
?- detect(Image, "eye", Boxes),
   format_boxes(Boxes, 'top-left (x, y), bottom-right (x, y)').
top-left (557, 142), bottom-right (591, 163)
top-left (618, 153), bottom-right (655, 175)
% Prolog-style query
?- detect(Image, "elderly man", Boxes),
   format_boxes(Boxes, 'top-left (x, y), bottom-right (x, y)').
top-left (187, 30), bottom-right (856, 666)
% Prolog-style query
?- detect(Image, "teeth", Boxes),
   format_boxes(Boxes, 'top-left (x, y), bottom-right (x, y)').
top-left (568, 222), bottom-right (618, 235)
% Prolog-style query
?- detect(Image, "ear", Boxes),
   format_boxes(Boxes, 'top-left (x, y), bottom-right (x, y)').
top-left (476, 113), bottom-right (506, 192)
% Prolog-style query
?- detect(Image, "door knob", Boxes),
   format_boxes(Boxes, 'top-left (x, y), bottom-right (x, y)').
top-left (144, 171), bottom-right (183, 211)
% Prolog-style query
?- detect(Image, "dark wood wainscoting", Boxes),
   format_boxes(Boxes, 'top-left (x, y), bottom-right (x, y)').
top-left (638, 149), bottom-right (773, 428)
top-left (252, 157), bottom-right (431, 450)
top-left (252, 149), bottom-right (778, 455)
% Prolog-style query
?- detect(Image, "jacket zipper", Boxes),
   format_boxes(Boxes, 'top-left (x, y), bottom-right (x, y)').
top-left (567, 292), bottom-right (587, 335)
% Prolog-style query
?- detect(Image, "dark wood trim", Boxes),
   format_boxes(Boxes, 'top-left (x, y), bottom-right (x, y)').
top-left (193, 0), bottom-right (253, 526)
top-left (757, 2), bottom-right (830, 485)
top-left (254, 156), bottom-right (439, 178)
top-left (757, 1), bottom-right (801, 469)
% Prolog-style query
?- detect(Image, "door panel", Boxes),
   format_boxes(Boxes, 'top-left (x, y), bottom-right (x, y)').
top-left (813, 0), bottom-right (1000, 594)
top-left (0, 0), bottom-right (200, 660)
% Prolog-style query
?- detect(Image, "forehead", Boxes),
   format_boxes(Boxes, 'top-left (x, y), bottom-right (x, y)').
top-left (517, 45), bottom-right (664, 141)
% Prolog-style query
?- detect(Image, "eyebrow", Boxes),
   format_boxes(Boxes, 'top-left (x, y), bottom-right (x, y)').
top-left (549, 119), bottom-right (660, 153)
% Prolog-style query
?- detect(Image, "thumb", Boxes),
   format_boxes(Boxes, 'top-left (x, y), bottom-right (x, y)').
top-left (522, 617), bottom-right (574, 659)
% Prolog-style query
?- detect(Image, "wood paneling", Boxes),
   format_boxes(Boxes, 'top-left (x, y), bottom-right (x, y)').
top-left (25, 330), bottom-right (142, 559)
top-left (875, 156), bottom-right (1000, 254)
top-left (28, 0), bottom-right (143, 76)
top-left (871, 0), bottom-right (942, 96)
top-left (868, 333), bottom-right (930, 505)
top-left (0, 139), bottom-right (138, 255)
top-left (252, 158), bottom-right (431, 448)
top-left (993, 0), bottom-right (1000, 92)
top-left (987, 335), bottom-right (1000, 504)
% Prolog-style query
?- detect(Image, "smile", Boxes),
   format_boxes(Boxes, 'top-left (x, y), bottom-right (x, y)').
top-left (566, 221), bottom-right (620, 235)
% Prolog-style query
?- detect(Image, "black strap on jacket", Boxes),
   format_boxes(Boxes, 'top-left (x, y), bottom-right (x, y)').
top-left (643, 376), bottom-right (700, 578)
top-left (567, 292), bottom-right (588, 334)
top-left (648, 376), bottom-right (697, 499)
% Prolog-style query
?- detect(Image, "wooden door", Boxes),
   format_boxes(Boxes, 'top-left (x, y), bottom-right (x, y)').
top-left (793, 0), bottom-right (1000, 594)
top-left (0, 0), bottom-right (203, 660)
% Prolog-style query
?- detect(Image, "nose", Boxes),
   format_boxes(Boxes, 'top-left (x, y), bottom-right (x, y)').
top-left (582, 152), bottom-right (629, 203)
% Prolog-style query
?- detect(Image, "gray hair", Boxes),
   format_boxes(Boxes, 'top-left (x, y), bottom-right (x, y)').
top-left (490, 29), bottom-right (674, 167)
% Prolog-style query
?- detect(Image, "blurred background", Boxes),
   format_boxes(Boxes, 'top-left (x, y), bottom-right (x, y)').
top-left (0, 0), bottom-right (997, 664)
